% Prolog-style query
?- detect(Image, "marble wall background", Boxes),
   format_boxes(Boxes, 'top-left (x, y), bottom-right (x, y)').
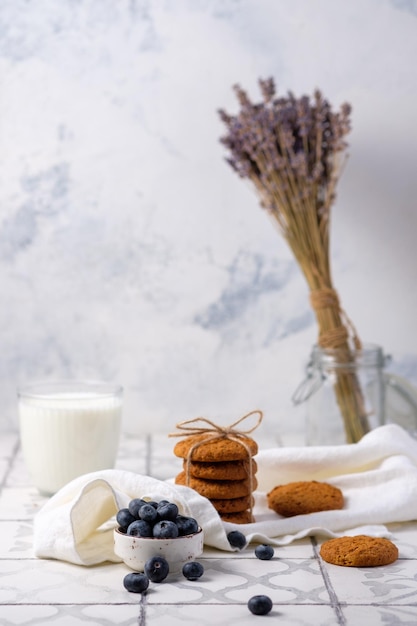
top-left (1, 0), bottom-right (417, 439)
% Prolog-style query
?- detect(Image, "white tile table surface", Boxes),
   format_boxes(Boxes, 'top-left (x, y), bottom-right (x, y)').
top-left (1, 432), bottom-right (417, 626)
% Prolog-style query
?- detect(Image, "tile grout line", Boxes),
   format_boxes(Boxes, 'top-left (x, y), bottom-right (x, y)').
top-left (311, 537), bottom-right (346, 626)
top-left (0, 435), bottom-right (20, 494)
top-left (139, 591), bottom-right (147, 626)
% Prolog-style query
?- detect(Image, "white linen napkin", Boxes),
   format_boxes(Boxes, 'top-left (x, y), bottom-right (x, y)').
top-left (33, 424), bottom-right (417, 566)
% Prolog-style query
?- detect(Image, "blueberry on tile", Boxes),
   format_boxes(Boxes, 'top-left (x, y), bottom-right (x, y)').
top-left (254, 544), bottom-right (274, 560)
top-left (182, 561), bottom-right (204, 580)
top-left (248, 594), bottom-right (273, 615)
top-left (144, 556), bottom-right (169, 582)
top-left (123, 572), bottom-right (149, 593)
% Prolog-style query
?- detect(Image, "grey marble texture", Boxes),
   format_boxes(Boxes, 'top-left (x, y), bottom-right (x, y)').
top-left (0, 0), bottom-right (417, 438)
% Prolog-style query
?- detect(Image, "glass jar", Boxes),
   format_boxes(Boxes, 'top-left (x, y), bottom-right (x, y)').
top-left (293, 344), bottom-right (387, 445)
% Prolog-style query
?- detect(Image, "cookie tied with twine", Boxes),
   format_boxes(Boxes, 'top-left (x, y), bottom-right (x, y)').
top-left (170, 410), bottom-right (262, 524)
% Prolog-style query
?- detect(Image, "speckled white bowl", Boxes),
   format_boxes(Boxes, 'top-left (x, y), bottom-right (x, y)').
top-left (113, 527), bottom-right (204, 574)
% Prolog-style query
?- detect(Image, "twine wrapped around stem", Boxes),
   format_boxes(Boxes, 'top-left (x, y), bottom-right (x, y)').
top-left (169, 410), bottom-right (263, 519)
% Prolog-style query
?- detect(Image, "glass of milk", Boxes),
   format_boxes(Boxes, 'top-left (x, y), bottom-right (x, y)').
top-left (18, 380), bottom-right (123, 496)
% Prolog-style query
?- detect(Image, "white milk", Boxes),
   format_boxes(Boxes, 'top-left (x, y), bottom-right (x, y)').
top-left (18, 382), bottom-right (123, 495)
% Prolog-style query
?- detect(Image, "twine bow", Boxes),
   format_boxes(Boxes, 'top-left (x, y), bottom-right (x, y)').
top-left (169, 410), bottom-right (263, 521)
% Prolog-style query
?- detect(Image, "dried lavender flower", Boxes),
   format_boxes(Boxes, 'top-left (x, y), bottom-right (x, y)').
top-left (218, 78), bottom-right (352, 232)
top-left (217, 78), bottom-right (369, 444)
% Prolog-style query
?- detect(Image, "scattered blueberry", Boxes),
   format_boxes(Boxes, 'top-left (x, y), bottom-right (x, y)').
top-left (128, 498), bottom-right (147, 517)
top-left (153, 520), bottom-right (179, 539)
top-left (227, 530), bottom-right (247, 550)
top-left (255, 544), bottom-right (274, 560)
top-left (248, 595), bottom-right (273, 615)
top-left (123, 572), bottom-right (149, 593)
top-left (157, 502), bottom-right (179, 521)
top-left (116, 508), bottom-right (136, 531)
top-left (138, 503), bottom-right (158, 523)
top-left (182, 561), bottom-right (204, 580)
top-left (175, 515), bottom-right (199, 536)
top-left (144, 555), bottom-right (170, 582)
top-left (126, 519), bottom-right (153, 538)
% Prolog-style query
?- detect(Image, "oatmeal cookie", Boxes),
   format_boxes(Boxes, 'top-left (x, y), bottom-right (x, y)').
top-left (175, 471), bottom-right (257, 499)
top-left (174, 433), bottom-right (258, 462)
top-left (220, 510), bottom-right (254, 524)
top-left (320, 535), bottom-right (398, 567)
top-left (267, 480), bottom-right (344, 517)
top-left (185, 458), bottom-right (257, 481)
top-left (210, 494), bottom-right (254, 514)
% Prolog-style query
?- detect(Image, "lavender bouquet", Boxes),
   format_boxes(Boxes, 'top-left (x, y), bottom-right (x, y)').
top-left (218, 78), bottom-right (369, 443)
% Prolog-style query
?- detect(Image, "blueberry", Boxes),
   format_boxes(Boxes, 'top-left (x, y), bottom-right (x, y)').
top-left (248, 595), bottom-right (273, 615)
top-left (138, 503), bottom-right (158, 523)
top-left (157, 502), bottom-right (179, 521)
top-left (255, 544), bottom-right (274, 560)
top-left (126, 519), bottom-right (153, 538)
top-left (144, 555), bottom-right (169, 582)
top-left (128, 498), bottom-right (147, 518)
top-left (175, 515), bottom-right (199, 536)
top-left (182, 561), bottom-right (204, 580)
top-left (123, 572), bottom-right (149, 593)
top-left (146, 501), bottom-right (159, 509)
top-left (116, 508), bottom-right (136, 531)
top-left (227, 530), bottom-right (247, 550)
top-left (153, 520), bottom-right (179, 539)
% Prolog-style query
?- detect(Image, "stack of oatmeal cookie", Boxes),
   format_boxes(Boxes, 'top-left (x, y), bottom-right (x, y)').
top-left (173, 433), bottom-right (258, 524)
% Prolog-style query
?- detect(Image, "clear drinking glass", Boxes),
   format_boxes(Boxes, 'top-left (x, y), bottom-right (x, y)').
top-left (18, 380), bottom-right (123, 495)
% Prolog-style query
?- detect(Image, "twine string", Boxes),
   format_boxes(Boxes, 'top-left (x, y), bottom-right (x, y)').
top-left (169, 410), bottom-right (263, 520)
top-left (310, 287), bottom-right (362, 350)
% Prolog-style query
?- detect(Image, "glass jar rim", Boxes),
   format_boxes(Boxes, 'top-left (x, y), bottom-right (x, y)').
top-left (311, 342), bottom-right (386, 369)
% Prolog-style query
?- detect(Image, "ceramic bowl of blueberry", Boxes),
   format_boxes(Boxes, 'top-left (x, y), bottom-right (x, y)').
top-left (113, 498), bottom-right (204, 574)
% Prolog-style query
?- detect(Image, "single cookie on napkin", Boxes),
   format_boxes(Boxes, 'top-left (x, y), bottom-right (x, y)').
top-left (267, 480), bottom-right (344, 517)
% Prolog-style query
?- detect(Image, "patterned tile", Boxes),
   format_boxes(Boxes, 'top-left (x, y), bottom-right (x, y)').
top-left (324, 559), bottom-right (417, 605)
top-left (387, 521), bottom-right (417, 558)
top-left (144, 557), bottom-right (330, 605)
top-left (145, 603), bottom-right (338, 626)
top-left (0, 560), bottom-right (133, 605)
top-left (0, 520), bottom-right (34, 558)
top-left (0, 604), bottom-right (140, 625)
top-left (342, 605), bottom-right (417, 625)
top-left (0, 488), bottom-right (47, 520)
top-left (5, 455), bottom-right (33, 488)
